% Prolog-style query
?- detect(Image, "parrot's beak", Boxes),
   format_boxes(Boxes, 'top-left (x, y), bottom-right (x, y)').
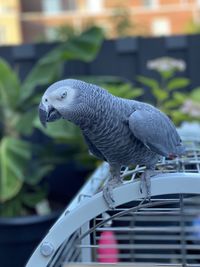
top-left (39, 102), bottom-right (48, 127)
top-left (39, 102), bottom-right (62, 127)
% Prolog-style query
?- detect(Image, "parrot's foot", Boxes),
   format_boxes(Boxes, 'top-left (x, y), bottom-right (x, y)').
top-left (140, 169), bottom-right (156, 201)
top-left (103, 178), bottom-right (122, 209)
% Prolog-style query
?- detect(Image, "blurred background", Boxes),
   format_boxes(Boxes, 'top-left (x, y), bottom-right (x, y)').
top-left (1, 0), bottom-right (200, 45)
top-left (1, 1), bottom-right (200, 267)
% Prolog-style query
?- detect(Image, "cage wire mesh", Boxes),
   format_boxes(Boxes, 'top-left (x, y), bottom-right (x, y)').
top-left (26, 123), bottom-right (200, 267)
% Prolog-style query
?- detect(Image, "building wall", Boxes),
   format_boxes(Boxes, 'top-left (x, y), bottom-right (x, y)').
top-left (21, 0), bottom-right (199, 40)
top-left (0, 0), bottom-right (21, 45)
top-left (0, 0), bottom-right (198, 44)
top-left (20, 0), bottom-right (42, 12)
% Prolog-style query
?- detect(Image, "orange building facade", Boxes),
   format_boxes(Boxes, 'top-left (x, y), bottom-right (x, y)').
top-left (19, 0), bottom-right (200, 43)
top-left (1, 0), bottom-right (200, 44)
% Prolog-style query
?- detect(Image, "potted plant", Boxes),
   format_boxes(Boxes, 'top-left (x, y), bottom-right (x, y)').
top-left (0, 26), bottom-right (104, 267)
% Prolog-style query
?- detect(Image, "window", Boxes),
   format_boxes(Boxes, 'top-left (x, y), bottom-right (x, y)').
top-left (151, 18), bottom-right (171, 36)
top-left (42, 0), bottom-right (62, 14)
top-left (65, 0), bottom-right (77, 11)
top-left (142, 0), bottom-right (159, 9)
top-left (86, 0), bottom-right (104, 13)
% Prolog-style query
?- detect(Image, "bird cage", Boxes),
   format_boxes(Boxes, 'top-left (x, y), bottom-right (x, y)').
top-left (26, 123), bottom-right (200, 267)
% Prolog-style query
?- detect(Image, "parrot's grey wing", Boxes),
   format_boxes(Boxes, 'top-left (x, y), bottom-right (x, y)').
top-left (128, 107), bottom-right (184, 157)
top-left (83, 133), bottom-right (107, 161)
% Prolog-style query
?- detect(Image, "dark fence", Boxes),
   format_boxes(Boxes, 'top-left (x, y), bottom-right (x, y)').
top-left (1, 34), bottom-right (200, 89)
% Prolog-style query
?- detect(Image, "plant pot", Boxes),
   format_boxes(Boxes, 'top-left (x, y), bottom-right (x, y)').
top-left (0, 210), bottom-right (61, 267)
top-left (46, 161), bottom-right (92, 203)
top-left (0, 162), bottom-right (92, 267)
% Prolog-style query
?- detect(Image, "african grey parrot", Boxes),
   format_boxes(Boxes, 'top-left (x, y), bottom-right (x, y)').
top-left (39, 79), bottom-right (185, 208)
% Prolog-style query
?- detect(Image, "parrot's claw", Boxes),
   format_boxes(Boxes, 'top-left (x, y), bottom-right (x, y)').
top-left (140, 169), bottom-right (156, 201)
top-left (103, 178), bottom-right (122, 209)
top-left (103, 183), bottom-right (115, 209)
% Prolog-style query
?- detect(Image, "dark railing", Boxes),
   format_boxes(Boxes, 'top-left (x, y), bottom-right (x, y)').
top-left (1, 34), bottom-right (200, 89)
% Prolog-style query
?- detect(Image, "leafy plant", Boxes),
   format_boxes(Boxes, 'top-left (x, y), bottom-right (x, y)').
top-left (0, 59), bottom-right (52, 217)
top-left (0, 26), bottom-right (104, 217)
top-left (137, 57), bottom-right (191, 125)
top-left (181, 87), bottom-right (200, 119)
top-left (20, 26), bottom-right (104, 104)
top-left (50, 25), bottom-right (77, 42)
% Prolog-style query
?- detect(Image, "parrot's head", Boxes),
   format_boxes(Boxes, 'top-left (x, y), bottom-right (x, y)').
top-left (39, 79), bottom-right (79, 127)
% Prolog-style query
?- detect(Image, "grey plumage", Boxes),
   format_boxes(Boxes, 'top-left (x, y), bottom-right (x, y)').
top-left (39, 79), bottom-right (185, 207)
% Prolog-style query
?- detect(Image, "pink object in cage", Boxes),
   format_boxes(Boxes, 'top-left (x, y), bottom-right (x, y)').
top-left (97, 230), bottom-right (119, 263)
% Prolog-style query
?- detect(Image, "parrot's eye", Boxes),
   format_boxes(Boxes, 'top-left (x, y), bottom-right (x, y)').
top-left (61, 91), bottom-right (67, 99)
top-left (45, 98), bottom-right (48, 102)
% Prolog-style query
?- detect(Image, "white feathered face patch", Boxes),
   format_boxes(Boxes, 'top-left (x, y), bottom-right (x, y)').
top-left (47, 86), bottom-right (76, 110)
top-left (39, 85), bottom-right (77, 127)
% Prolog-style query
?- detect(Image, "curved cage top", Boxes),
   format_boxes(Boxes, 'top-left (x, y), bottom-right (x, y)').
top-left (26, 123), bottom-right (200, 267)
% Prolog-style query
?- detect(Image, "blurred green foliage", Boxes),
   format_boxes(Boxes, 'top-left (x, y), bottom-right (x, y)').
top-left (181, 86), bottom-right (200, 118)
top-left (185, 20), bottom-right (200, 34)
top-left (137, 57), bottom-right (192, 125)
top-left (189, 87), bottom-right (200, 101)
top-left (0, 26), bottom-right (104, 217)
top-left (52, 25), bottom-right (77, 42)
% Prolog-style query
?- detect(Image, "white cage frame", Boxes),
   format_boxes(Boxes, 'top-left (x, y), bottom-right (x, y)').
top-left (25, 123), bottom-right (200, 267)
